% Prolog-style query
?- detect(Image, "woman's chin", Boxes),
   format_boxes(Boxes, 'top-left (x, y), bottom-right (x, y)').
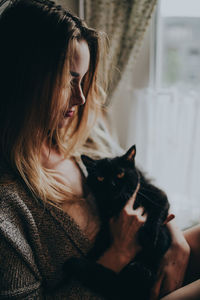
top-left (58, 117), bottom-right (70, 129)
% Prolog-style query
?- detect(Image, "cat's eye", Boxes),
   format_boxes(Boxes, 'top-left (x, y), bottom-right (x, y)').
top-left (97, 176), bottom-right (104, 182)
top-left (117, 172), bottom-right (125, 179)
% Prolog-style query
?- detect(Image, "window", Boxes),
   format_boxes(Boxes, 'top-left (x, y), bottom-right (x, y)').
top-left (136, 0), bottom-right (200, 229)
top-left (155, 0), bottom-right (200, 89)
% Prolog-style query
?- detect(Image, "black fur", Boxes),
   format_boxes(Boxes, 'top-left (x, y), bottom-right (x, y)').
top-left (63, 145), bottom-right (171, 300)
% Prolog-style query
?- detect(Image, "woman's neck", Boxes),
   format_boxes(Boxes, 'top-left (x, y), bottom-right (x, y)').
top-left (40, 139), bottom-right (65, 168)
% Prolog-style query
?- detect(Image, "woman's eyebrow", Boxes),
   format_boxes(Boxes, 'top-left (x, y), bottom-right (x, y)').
top-left (70, 71), bottom-right (80, 77)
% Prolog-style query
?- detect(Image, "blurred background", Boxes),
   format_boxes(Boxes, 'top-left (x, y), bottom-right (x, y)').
top-left (57, 0), bottom-right (200, 229)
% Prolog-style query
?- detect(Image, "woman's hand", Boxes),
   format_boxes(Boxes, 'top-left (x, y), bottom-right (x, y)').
top-left (98, 184), bottom-right (147, 273)
top-left (109, 183), bottom-right (147, 261)
top-left (150, 219), bottom-right (191, 300)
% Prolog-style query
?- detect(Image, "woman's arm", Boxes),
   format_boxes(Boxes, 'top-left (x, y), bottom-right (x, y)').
top-left (184, 224), bottom-right (200, 284)
top-left (97, 184), bottom-right (147, 273)
top-left (0, 236), bottom-right (43, 299)
top-left (62, 185), bottom-right (147, 300)
top-left (160, 279), bottom-right (200, 300)
top-left (150, 218), bottom-right (191, 300)
top-left (0, 236), bottom-right (106, 300)
top-left (159, 225), bottom-right (200, 300)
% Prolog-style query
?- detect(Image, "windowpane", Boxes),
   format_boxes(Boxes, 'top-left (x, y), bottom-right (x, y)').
top-left (157, 0), bottom-right (200, 88)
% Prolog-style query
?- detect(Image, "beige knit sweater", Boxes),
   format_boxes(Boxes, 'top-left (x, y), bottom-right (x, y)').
top-left (0, 166), bottom-right (105, 299)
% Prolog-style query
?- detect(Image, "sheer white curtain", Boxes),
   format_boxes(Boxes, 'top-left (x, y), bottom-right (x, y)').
top-left (124, 87), bottom-right (200, 229)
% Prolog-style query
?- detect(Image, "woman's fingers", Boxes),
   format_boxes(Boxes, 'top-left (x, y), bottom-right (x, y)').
top-left (123, 205), bottom-right (147, 227)
top-left (135, 206), bottom-right (144, 215)
top-left (109, 183), bottom-right (148, 261)
top-left (163, 214), bottom-right (175, 225)
top-left (123, 184), bottom-right (147, 224)
top-left (141, 211), bottom-right (148, 222)
top-left (134, 207), bottom-right (147, 221)
top-left (125, 183), bottom-right (140, 211)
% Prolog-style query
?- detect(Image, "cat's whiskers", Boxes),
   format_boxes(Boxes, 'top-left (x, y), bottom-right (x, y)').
top-left (135, 170), bottom-right (162, 206)
top-left (137, 190), bottom-right (163, 207)
top-left (139, 182), bottom-right (166, 198)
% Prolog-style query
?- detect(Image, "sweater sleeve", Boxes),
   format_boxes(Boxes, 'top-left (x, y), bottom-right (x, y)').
top-left (0, 181), bottom-right (107, 299)
top-left (0, 236), bottom-right (106, 300)
top-left (0, 236), bottom-right (43, 299)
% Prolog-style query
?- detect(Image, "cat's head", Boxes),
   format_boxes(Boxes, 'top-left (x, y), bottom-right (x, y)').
top-left (81, 145), bottom-right (139, 202)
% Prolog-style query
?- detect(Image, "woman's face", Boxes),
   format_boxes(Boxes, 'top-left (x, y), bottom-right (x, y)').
top-left (59, 40), bottom-right (90, 128)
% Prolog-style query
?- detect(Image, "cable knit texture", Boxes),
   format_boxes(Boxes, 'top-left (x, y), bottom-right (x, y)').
top-left (0, 167), bottom-right (104, 300)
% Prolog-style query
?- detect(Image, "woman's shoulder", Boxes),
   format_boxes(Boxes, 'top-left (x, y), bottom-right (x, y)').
top-left (0, 168), bottom-right (93, 253)
top-left (0, 167), bottom-right (38, 211)
top-left (0, 170), bottom-right (28, 216)
top-left (0, 172), bottom-right (45, 246)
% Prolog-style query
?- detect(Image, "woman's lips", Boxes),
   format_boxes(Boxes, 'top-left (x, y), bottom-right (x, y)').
top-left (64, 110), bottom-right (74, 118)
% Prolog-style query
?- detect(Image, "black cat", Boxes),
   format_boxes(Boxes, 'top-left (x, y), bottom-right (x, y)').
top-left (63, 145), bottom-right (171, 300)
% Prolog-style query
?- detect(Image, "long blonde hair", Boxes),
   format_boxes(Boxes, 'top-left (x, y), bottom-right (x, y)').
top-left (0, 0), bottom-right (108, 206)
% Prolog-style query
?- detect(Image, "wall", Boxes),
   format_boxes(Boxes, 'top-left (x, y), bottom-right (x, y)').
top-left (55, 0), bottom-right (79, 15)
top-left (109, 28), bottom-right (151, 149)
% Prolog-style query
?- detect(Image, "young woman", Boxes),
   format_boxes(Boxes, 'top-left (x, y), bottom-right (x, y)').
top-left (0, 0), bottom-right (198, 299)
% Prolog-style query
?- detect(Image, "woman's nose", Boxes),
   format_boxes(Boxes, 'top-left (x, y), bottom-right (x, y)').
top-left (71, 85), bottom-right (85, 106)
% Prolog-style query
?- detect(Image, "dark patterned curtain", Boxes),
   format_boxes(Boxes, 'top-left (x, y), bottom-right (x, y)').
top-left (84, 0), bottom-right (157, 105)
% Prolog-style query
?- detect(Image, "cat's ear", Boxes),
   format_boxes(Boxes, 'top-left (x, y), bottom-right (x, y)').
top-left (81, 155), bottom-right (96, 170)
top-left (124, 145), bottom-right (136, 162)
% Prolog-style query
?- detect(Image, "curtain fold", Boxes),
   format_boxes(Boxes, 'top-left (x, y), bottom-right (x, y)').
top-left (84, 0), bottom-right (157, 105)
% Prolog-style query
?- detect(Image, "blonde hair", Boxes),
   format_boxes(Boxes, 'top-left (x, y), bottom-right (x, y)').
top-left (0, 0), bottom-right (109, 207)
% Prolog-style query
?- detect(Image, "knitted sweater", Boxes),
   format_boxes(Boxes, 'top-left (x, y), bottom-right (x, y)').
top-left (0, 167), bottom-right (105, 300)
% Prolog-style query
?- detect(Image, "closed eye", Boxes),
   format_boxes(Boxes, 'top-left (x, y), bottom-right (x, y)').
top-left (70, 71), bottom-right (80, 77)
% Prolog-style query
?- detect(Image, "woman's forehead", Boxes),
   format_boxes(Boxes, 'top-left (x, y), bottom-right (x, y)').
top-left (69, 40), bottom-right (90, 78)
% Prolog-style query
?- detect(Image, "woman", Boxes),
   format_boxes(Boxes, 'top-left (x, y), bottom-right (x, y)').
top-left (0, 0), bottom-right (197, 299)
